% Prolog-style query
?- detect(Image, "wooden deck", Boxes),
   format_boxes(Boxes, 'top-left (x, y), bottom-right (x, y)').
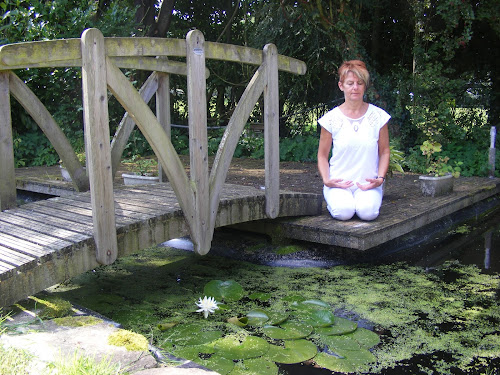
top-left (0, 182), bottom-right (321, 308)
top-left (235, 175), bottom-right (500, 250)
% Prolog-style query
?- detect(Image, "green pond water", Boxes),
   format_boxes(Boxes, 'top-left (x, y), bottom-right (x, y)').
top-left (31, 207), bottom-right (499, 375)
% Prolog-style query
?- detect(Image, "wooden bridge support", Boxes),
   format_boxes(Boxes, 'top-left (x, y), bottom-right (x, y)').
top-left (0, 72), bottom-right (16, 211)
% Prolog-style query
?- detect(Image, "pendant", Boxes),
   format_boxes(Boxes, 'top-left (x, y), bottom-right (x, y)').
top-left (353, 122), bottom-right (359, 132)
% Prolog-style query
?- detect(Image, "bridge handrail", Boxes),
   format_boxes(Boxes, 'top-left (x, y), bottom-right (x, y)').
top-left (0, 38), bottom-right (306, 75)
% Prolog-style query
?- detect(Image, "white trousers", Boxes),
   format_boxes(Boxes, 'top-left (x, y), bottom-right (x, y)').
top-left (323, 185), bottom-right (383, 221)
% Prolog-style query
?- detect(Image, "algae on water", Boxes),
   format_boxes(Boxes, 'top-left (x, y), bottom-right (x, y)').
top-left (44, 245), bottom-right (500, 374)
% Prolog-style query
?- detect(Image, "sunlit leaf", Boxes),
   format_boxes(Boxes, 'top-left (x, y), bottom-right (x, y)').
top-left (204, 280), bottom-right (245, 302)
top-left (346, 327), bottom-right (381, 348)
top-left (314, 352), bottom-right (355, 373)
top-left (304, 310), bottom-right (336, 327)
top-left (165, 323), bottom-right (223, 346)
top-left (229, 357), bottom-right (278, 375)
top-left (293, 299), bottom-right (330, 310)
top-left (214, 336), bottom-right (269, 360)
top-left (263, 321), bottom-right (313, 340)
top-left (247, 309), bottom-right (269, 326)
top-left (265, 339), bottom-right (317, 364)
top-left (227, 316), bottom-right (248, 327)
top-left (315, 317), bottom-right (357, 336)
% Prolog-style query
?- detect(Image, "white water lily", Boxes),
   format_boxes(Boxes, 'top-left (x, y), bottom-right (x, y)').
top-left (196, 296), bottom-right (219, 318)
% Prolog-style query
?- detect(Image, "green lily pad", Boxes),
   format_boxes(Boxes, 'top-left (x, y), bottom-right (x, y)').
top-left (346, 327), bottom-right (381, 348)
top-left (315, 317), bottom-right (358, 336)
top-left (195, 354), bottom-right (236, 375)
top-left (165, 323), bottom-right (223, 346)
top-left (266, 339), bottom-right (317, 364)
top-left (263, 321), bottom-right (313, 340)
top-left (172, 344), bottom-right (215, 361)
top-left (214, 336), bottom-right (269, 360)
top-left (227, 316), bottom-right (248, 327)
top-left (204, 280), bottom-right (245, 302)
top-left (248, 292), bottom-right (271, 301)
top-left (323, 335), bottom-right (362, 352)
top-left (229, 357), bottom-right (278, 375)
top-left (305, 310), bottom-right (336, 327)
top-left (247, 309), bottom-right (269, 326)
top-left (314, 352), bottom-right (355, 373)
top-left (293, 299), bottom-right (330, 310)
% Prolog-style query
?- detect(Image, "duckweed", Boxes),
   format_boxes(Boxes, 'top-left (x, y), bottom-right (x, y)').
top-left (46, 245), bottom-right (499, 374)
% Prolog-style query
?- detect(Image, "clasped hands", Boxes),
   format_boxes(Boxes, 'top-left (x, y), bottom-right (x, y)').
top-left (323, 177), bottom-right (383, 190)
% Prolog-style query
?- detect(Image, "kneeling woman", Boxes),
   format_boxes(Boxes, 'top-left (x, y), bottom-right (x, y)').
top-left (317, 60), bottom-right (391, 221)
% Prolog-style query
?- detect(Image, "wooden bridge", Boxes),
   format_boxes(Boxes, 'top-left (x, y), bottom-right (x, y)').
top-left (0, 29), bottom-right (319, 307)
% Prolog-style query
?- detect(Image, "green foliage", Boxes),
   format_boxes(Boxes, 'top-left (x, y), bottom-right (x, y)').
top-left (13, 131), bottom-right (59, 167)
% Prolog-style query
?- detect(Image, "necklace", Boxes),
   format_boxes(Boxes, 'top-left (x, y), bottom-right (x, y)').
top-left (352, 121), bottom-right (359, 132)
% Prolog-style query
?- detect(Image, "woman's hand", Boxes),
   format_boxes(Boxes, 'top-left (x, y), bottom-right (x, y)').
top-left (324, 178), bottom-right (354, 189)
top-left (356, 178), bottom-right (384, 191)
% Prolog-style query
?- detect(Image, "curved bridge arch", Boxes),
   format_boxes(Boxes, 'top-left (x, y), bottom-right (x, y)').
top-left (0, 29), bottom-right (307, 261)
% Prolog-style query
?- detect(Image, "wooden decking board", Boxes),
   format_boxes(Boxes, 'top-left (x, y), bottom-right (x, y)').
top-left (0, 212), bottom-right (89, 243)
top-left (0, 245), bottom-right (35, 266)
top-left (9, 210), bottom-right (93, 236)
top-left (0, 232), bottom-right (53, 257)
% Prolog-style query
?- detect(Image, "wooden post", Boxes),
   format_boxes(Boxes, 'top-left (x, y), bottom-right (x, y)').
top-left (0, 72), bottom-right (17, 211)
top-left (489, 126), bottom-right (496, 178)
top-left (81, 28), bottom-right (118, 265)
top-left (263, 44), bottom-right (280, 219)
top-left (186, 30), bottom-right (210, 255)
top-left (156, 71), bottom-right (171, 182)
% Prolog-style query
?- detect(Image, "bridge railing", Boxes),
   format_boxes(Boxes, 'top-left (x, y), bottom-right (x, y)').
top-left (0, 28), bottom-right (306, 261)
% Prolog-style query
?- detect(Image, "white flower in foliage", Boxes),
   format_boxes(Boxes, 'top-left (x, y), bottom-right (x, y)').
top-left (196, 296), bottom-right (219, 319)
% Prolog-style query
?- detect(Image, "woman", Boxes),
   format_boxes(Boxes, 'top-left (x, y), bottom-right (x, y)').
top-left (317, 60), bottom-right (390, 221)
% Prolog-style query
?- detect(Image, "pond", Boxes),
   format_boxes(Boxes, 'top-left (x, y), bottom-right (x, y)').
top-left (36, 203), bottom-right (499, 375)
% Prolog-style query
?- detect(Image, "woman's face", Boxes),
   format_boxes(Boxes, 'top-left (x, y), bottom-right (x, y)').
top-left (339, 71), bottom-right (366, 101)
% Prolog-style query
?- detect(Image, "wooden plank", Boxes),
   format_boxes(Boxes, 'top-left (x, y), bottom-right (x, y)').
top-left (0, 245), bottom-right (35, 266)
top-left (10, 209), bottom-right (93, 236)
top-left (0, 221), bottom-right (74, 249)
top-left (0, 39), bottom-right (81, 68)
top-left (0, 232), bottom-right (52, 257)
top-left (8, 72), bottom-right (89, 192)
top-left (186, 30), bottom-right (210, 255)
top-left (81, 28), bottom-right (118, 265)
top-left (0, 211), bottom-right (90, 243)
top-left (157, 71), bottom-right (171, 182)
top-left (263, 44), bottom-right (280, 219)
top-left (0, 72), bottom-right (17, 210)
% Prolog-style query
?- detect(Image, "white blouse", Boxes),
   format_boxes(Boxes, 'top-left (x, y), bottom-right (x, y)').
top-left (318, 104), bottom-right (391, 185)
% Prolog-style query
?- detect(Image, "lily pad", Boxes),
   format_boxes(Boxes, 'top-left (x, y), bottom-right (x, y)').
top-left (292, 299), bottom-right (331, 311)
top-left (229, 357), bottom-right (278, 375)
top-left (165, 323), bottom-right (223, 346)
top-left (196, 354), bottom-right (236, 375)
top-left (263, 321), bottom-right (313, 340)
top-left (204, 280), bottom-right (245, 302)
top-left (214, 336), bottom-right (270, 360)
top-left (346, 327), bottom-right (381, 348)
top-left (227, 316), bottom-right (248, 327)
top-left (247, 309), bottom-right (269, 326)
top-left (315, 317), bottom-right (358, 336)
top-left (172, 344), bottom-right (215, 361)
top-left (266, 339), bottom-right (318, 364)
top-left (314, 352), bottom-right (355, 373)
top-left (304, 310), bottom-right (336, 327)
top-left (323, 335), bottom-right (362, 352)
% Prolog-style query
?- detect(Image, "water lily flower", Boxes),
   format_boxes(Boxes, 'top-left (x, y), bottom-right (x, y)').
top-left (196, 296), bottom-right (219, 318)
